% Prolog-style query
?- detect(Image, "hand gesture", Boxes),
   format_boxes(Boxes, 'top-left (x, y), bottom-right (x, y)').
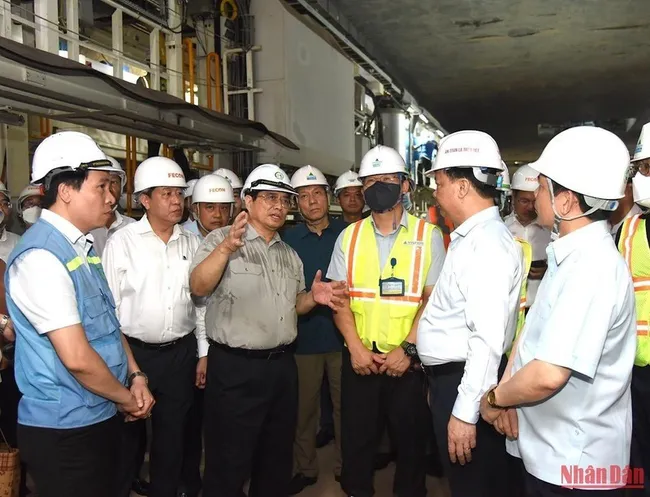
top-left (218, 211), bottom-right (248, 255)
top-left (350, 345), bottom-right (384, 375)
top-left (447, 415), bottom-right (476, 465)
top-left (195, 357), bottom-right (207, 389)
top-left (120, 378), bottom-right (155, 421)
top-left (379, 347), bottom-right (411, 377)
top-left (311, 271), bottom-right (349, 310)
top-left (493, 409), bottom-right (518, 440)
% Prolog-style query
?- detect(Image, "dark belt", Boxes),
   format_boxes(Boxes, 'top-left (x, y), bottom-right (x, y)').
top-left (126, 332), bottom-right (193, 351)
top-left (208, 338), bottom-right (293, 360)
top-left (423, 361), bottom-right (466, 376)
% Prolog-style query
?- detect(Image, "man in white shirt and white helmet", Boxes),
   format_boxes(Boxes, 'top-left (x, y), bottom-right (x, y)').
top-left (5, 131), bottom-right (154, 497)
top-left (181, 178), bottom-right (199, 226)
top-left (16, 184), bottom-right (43, 230)
top-left (103, 156), bottom-right (207, 497)
top-left (89, 157), bottom-right (135, 256)
top-left (214, 168), bottom-right (244, 219)
top-left (480, 126), bottom-right (637, 497)
top-left (504, 165), bottom-right (552, 311)
top-left (190, 164), bottom-right (346, 497)
top-left (417, 130), bottom-right (524, 497)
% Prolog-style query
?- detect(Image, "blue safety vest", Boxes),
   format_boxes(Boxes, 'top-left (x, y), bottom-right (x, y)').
top-left (5, 218), bottom-right (127, 428)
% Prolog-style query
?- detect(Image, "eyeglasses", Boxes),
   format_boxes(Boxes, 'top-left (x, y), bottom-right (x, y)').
top-left (362, 174), bottom-right (402, 187)
top-left (0, 201), bottom-right (11, 209)
top-left (257, 192), bottom-right (294, 209)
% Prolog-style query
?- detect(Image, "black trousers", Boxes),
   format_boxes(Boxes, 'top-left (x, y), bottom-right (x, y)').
top-left (340, 348), bottom-right (429, 497)
top-left (0, 366), bottom-right (28, 496)
top-left (118, 333), bottom-right (197, 497)
top-left (180, 385), bottom-right (204, 495)
top-left (630, 365), bottom-right (650, 495)
top-left (18, 415), bottom-right (119, 497)
top-left (427, 361), bottom-right (509, 497)
top-left (203, 344), bottom-right (298, 497)
top-left (524, 471), bottom-right (624, 497)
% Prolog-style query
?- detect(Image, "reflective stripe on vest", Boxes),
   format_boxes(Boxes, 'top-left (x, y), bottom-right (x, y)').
top-left (618, 214), bottom-right (650, 366)
top-left (66, 256), bottom-right (102, 272)
top-left (506, 237), bottom-right (532, 358)
top-left (343, 214), bottom-right (435, 352)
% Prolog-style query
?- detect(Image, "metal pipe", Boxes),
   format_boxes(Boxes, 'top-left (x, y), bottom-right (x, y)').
top-left (125, 135), bottom-right (134, 216)
top-left (206, 52), bottom-right (222, 112)
top-left (99, 0), bottom-right (173, 35)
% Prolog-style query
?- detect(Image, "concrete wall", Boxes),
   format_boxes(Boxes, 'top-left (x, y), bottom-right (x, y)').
top-left (252, 0), bottom-right (355, 175)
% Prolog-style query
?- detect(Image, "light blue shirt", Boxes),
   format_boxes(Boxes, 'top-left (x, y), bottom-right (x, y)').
top-left (182, 219), bottom-right (200, 236)
top-left (507, 220), bottom-right (636, 487)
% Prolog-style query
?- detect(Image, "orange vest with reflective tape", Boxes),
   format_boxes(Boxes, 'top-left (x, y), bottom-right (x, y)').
top-left (342, 213), bottom-right (436, 353)
top-left (618, 214), bottom-right (650, 367)
top-left (428, 206), bottom-right (454, 250)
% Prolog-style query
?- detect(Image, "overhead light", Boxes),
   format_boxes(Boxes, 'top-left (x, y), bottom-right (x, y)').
top-left (436, 129), bottom-right (444, 138)
top-left (420, 115), bottom-right (429, 124)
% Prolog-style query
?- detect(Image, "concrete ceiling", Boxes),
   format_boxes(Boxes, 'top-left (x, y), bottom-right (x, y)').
top-left (334, 0), bottom-right (650, 161)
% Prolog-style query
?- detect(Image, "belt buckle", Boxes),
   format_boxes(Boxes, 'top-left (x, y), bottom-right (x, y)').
top-left (266, 349), bottom-right (283, 360)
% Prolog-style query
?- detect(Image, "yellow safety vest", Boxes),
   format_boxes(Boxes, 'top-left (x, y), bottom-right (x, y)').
top-left (506, 237), bottom-right (532, 358)
top-left (342, 213), bottom-right (436, 353)
top-left (618, 214), bottom-right (650, 367)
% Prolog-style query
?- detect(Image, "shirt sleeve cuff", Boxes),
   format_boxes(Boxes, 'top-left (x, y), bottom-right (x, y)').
top-left (197, 337), bottom-right (210, 358)
top-left (451, 394), bottom-right (480, 424)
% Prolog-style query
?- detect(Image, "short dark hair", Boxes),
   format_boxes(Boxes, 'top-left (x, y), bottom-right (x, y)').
top-left (42, 169), bottom-right (88, 209)
top-left (444, 167), bottom-right (498, 200)
top-left (551, 180), bottom-right (608, 222)
top-left (137, 187), bottom-right (156, 210)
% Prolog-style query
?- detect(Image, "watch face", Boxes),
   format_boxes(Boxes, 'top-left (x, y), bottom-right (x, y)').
top-left (404, 342), bottom-right (418, 357)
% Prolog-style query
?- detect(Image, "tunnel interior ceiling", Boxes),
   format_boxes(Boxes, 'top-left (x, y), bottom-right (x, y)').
top-left (332, 0), bottom-right (650, 160)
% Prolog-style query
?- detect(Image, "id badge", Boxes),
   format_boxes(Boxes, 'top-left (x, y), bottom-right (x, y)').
top-left (379, 277), bottom-right (405, 297)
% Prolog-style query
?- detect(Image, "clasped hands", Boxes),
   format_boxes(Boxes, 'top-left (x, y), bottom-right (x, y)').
top-left (119, 376), bottom-right (155, 422)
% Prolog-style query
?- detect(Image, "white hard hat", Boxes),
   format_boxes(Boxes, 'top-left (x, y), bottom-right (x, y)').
top-left (242, 164), bottom-right (296, 199)
top-left (427, 130), bottom-right (504, 185)
top-left (633, 172), bottom-right (650, 208)
top-left (511, 164), bottom-right (540, 192)
top-left (334, 170), bottom-right (363, 196)
top-left (358, 145), bottom-right (407, 179)
top-left (632, 122), bottom-right (650, 163)
top-left (529, 126), bottom-right (630, 202)
top-left (496, 163), bottom-right (511, 192)
top-left (133, 156), bottom-right (187, 194)
top-left (192, 175), bottom-right (234, 204)
top-left (17, 184), bottom-right (42, 212)
top-left (213, 168), bottom-right (243, 189)
top-left (184, 179), bottom-right (198, 199)
top-left (31, 131), bottom-right (114, 184)
top-left (291, 165), bottom-right (329, 190)
top-left (0, 182), bottom-right (9, 201)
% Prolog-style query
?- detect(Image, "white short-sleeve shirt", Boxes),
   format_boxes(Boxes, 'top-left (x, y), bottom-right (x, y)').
top-left (506, 220), bottom-right (636, 488)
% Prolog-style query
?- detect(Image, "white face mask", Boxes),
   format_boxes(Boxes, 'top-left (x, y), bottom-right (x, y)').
top-left (22, 206), bottom-right (42, 225)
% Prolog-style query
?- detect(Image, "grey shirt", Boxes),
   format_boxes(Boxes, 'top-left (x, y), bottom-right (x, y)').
top-left (327, 211), bottom-right (447, 286)
top-left (190, 224), bottom-right (306, 350)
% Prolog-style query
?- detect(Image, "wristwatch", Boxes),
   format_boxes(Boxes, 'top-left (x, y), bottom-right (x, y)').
top-left (128, 371), bottom-right (148, 387)
top-left (400, 340), bottom-right (418, 359)
top-left (0, 315), bottom-right (9, 332)
top-left (486, 387), bottom-right (506, 409)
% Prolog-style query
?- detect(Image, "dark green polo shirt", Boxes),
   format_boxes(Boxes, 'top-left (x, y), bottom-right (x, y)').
top-left (282, 218), bottom-right (348, 354)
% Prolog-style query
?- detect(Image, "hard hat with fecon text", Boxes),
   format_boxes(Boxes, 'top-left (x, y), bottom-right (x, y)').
top-left (192, 175), bottom-right (234, 204)
top-left (358, 145), bottom-right (407, 179)
top-left (632, 122), bottom-right (650, 163)
top-left (133, 156), bottom-right (188, 193)
top-left (529, 126), bottom-right (630, 201)
top-left (242, 164), bottom-right (296, 199)
top-left (213, 168), bottom-right (243, 189)
top-left (291, 165), bottom-right (329, 190)
top-left (633, 172), bottom-right (650, 208)
top-left (511, 164), bottom-right (540, 192)
top-left (31, 131), bottom-right (114, 184)
top-left (334, 170), bottom-right (362, 195)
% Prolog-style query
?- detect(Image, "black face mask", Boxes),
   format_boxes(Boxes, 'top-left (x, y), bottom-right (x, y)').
top-left (364, 181), bottom-right (402, 213)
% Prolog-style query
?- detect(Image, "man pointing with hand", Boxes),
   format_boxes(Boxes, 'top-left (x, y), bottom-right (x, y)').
top-left (190, 164), bottom-right (347, 497)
